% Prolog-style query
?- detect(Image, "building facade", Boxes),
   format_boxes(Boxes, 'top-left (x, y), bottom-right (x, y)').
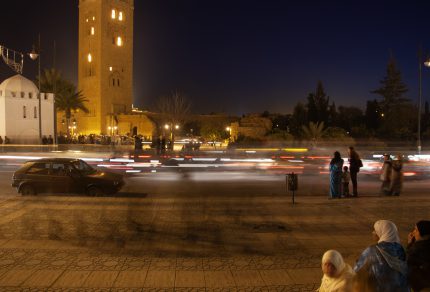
top-left (77, 0), bottom-right (134, 135)
top-left (0, 75), bottom-right (54, 144)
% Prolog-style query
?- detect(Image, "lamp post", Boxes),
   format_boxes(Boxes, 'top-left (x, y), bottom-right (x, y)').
top-left (418, 48), bottom-right (430, 154)
top-left (29, 34), bottom-right (42, 144)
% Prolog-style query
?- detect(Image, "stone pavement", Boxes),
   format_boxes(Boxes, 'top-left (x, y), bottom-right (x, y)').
top-left (0, 191), bottom-right (428, 291)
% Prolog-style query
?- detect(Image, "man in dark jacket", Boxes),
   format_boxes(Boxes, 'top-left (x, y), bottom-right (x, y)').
top-left (407, 220), bottom-right (430, 292)
top-left (348, 146), bottom-right (362, 197)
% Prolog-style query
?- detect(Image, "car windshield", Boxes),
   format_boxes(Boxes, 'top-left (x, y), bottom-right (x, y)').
top-left (71, 160), bottom-right (96, 175)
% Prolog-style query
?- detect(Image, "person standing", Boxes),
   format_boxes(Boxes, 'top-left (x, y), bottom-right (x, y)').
top-left (390, 154), bottom-right (403, 196)
top-left (354, 220), bottom-right (409, 292)
top-left (380, 154), bottom-right (392, 196)
top-left (407, 220), bottom-right (430, 292)
top-left (329, 151), bottom-right (343, 199)
top-left (341, 166), bottom-right (351, 197)
top-left (348, 146), bottom-right (362, 197)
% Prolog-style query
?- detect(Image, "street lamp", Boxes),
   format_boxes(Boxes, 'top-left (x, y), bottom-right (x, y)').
top-left (418, 51), bottom-right (430, 154)
top-left (29, 34), bottom-right (42, 144)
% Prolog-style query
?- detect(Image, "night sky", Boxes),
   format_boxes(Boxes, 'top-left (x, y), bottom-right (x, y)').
top-left (1, 1), bottom-right (430, 115)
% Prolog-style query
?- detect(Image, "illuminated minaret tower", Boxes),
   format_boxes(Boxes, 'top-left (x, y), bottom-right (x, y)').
top-left (77, 0), bottom-right (134, 135)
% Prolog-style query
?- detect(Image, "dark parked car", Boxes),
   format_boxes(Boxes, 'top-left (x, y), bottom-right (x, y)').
top-left (12, 158), bottom-right (124, 196)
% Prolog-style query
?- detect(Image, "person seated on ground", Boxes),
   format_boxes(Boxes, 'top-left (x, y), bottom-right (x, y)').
top-left (317, 249), bottom-right (354, 292)
top-left (407, 220), bottom-right (430, 292)
top-left (354, 220), bottom-right (409, 292)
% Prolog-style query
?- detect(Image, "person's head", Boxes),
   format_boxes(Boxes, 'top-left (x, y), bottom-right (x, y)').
top-left (343, 166), bottom-right (348, 172)
top-left (372, 220), bottom-right (400, 243)
top-left (383, 154), bottom-right (390, 161)
top-left (413, 220), bottom-right (430, 241)
top-left (321, 250), bottom-right (345, 278)
top-left (334, 151), bottom-right (341, 160)
top-left (396, 154), bottom-right (402, 161)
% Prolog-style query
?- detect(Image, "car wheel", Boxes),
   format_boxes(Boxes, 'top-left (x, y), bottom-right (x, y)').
top-left (87, 186), bottom-right (104, 197)
top-left (20, 185), bottom-right (36, 196)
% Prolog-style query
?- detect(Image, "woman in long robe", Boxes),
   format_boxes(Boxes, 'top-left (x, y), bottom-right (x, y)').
top-left (354, 220), bottom-right (409, 292)
top-left (329, 151), bottom-right (343, 199)
top-left (318, 249), bottom-right (354, 292)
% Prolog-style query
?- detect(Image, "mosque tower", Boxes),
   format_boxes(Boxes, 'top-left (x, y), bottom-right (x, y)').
top-left (77, 0), bottom-right (134, 135)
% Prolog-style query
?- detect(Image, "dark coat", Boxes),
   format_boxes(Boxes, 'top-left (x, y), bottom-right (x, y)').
top-left (407, 239), bottom-right (430, 291)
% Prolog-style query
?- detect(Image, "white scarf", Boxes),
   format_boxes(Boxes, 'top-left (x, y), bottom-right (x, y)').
top-left (318, 250), bottom-right (355, 292)
top-left (374, 220), bottom-right (401, 243)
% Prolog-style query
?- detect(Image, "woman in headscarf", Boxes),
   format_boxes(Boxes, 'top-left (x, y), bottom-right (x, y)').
top-left (354, 220), bottom-right (409, 292)
top-left (317, 250), bottom-right (354, 292)
top-left (390, 154), bottom-right (403, 196)
top-left (329, 151), bottom-right (343, 199)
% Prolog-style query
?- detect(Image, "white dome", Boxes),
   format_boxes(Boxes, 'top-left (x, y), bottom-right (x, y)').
top-left (0, 74), bottom-right (39, 94)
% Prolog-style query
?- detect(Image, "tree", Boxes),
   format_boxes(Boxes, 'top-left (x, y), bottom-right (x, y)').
top-left (55, 86), bottom-right (89, 138)
top-left (364, 99), bottom-right (381, 132)
top-left (290, 102), bottom-right (307, 137)
top-left (200, 120), bottom-right (228, 148)
top-left (155, 91), bottom-right (191, 145)
top-left (37, 68), bottom-right (89, 139)
top-left (301, 121), bottom-right (326, 147)
top-left (371, 56), bottom-right (413, 138)
top-left (372, 56), bottom-right (409, 113)
top-left (306, 81), bottom-right (330, 124)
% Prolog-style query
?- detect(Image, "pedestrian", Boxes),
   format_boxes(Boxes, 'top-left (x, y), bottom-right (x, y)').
top-left (47, 135), bottom-right (54, 144)
top-left (0, 136), bottom-right (3, 145)
top-left (390, 154), bottom-right (403, 196)
top-left (329, 151), bottom-right (343, 199)
top-left (4, 136), bottom-right (10, 144)
top-left (354, 220), bottom-right (409, 292)
top-left (348, 146), bottom-right (362, 197)
top-left (341, 166), bottom-right (351, 197)
top-left (380, 154), bottom-right (392, 195)
top-left (406, 220), bottom-right (430, 292)
top-left (317, 250), bottom-right (354, 292)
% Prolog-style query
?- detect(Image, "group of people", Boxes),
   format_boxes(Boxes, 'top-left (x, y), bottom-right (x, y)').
top-left (380, 153), bottom-right (403, 196)
top-left (329, 146), bottom-right (362, 198)
top-left (317, 219), bottom-right (430, 292)
top-left (0, 136), bottom-right (11, 144)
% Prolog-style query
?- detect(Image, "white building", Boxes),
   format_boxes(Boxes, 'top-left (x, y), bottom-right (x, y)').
top-left (0, 74), bottom-right (54, 144)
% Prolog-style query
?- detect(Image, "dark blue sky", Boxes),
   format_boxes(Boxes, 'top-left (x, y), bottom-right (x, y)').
top-left (1, 1), bottom-right (430, 115)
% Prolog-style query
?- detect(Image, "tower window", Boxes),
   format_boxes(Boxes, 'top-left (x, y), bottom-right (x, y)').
top-left (112, 79), bottom-right (115, 86)
top-left (117, 79), bottom-right (120, 87)
top-left (23, 106), bottom-right (26, 119)
top-left (119, 11), bottom-right (123, 21)
top-left (92, 16), bottom-right (95, 21)
top-left (91, 27), bottom-right (95, 35)
top-left (34, 106), bottom-right (37, 118)
top-left (111, 9), bottom-right (116, 19)
top-left (12, 91), bottom-right (16, 97)
top-left (109, 66), bottom-right (113, 71)
top-left (87, 53), bottom-right (92, 63)
top-left (21, 92), bottom-right (25, 98)
top-left (86, 18), bottom-right (89, 22)
top-left (116, 36), bottom-right (123, 46)
top-left (29, 92), bottom-right (33, 98)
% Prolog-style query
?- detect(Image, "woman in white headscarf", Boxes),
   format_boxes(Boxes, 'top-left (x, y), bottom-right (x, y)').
top-left (317, 250), bottom-right (354, 292)
top-left (354, 220), bottom-right (409, 292)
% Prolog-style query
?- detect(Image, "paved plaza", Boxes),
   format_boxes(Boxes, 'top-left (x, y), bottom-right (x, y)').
top-left (0, 188), bottom-right (428, 291)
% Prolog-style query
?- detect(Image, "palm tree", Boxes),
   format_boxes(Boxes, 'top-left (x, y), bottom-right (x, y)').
top-left (55, 87), bottom-right (89, 138)
top-left (302, 121), bottom-right (326, 147)
top-left (37, 68), bottom-right (89, 138)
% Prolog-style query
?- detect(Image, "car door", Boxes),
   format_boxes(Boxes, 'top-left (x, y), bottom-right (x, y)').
top-left (51, 163), bottom-right (74, 193)
top-left (24, 162), bottom-right (51, 193)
